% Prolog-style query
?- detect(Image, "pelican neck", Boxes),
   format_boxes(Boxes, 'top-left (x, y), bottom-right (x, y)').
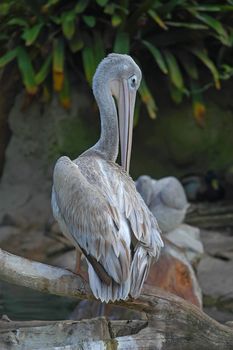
top-left (89, 84), bottom-right (119, 162)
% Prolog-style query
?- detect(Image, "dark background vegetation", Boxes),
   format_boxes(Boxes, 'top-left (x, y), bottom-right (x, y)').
top-left (0, 0), bottom-right (233, 177)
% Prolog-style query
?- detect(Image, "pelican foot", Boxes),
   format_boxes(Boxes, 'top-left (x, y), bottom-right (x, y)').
top-left (66, 267), bottom-right (88, 282)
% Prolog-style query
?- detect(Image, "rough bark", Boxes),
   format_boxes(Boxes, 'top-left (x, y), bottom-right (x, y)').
top-left (0, 248), bottom-right (233, 349)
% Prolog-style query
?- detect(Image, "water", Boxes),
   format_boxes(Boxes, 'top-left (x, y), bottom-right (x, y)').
top-left (0, 281), bottom-right (77, 321)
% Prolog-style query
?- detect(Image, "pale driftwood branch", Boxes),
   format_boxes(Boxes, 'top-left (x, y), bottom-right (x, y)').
top-left (0, 248), bottom-right (233, 349)
top-left (0, 248), bottom-right (91, 299)
top-left (0, 318), bottom-right (149, 349)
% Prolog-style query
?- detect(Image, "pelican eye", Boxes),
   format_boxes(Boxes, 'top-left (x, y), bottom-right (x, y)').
top-left (129, 75), bottom-right (137, 89)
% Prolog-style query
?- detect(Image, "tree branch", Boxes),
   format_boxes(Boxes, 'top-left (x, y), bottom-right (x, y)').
top-left (0, 248), bottom-right (91, 299)
top-left (1, 248), bottom-right (233, 349)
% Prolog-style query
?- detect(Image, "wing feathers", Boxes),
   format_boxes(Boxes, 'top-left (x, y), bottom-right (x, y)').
top-left (52, 156), bottom-right (163, 302)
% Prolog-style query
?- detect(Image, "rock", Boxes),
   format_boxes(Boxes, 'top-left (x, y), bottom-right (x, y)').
top-left (0, 66), bottom-right (19, 176)
top-left (0, 228), bottom-right (65, 262)
top-left (200, 229), bottom-right (233, 259)
top-left (131, 86), bottom-right (233, 178)
top-left (146, 239), bottom-right (202, 308)
top-left (197, 256), bottom-right (233, 301)
top-left (225, 321), bottom-right (233, 328)
top-left (135, 175), bottom-right (189, 233)
top-left (185, 201), bottom-right (233, 229)
top-left (0, 226), bottom-right (21, 242)
top-left (165, 224), bottom-right (204, 263)
top-left (50, 251), bottom-right (147, 321)
top-left (55, 239), bottom-right (202, 320)
top-left (197, 229), bottom-right (233, 323)
top-left (204, 307), bottom-right (233, 324)
top-left (51, 239), bottom-right (202, 309)
top-left (49, 249), bottom-right (77, 270)
top-left (0, 89), bottom-right (96, 254)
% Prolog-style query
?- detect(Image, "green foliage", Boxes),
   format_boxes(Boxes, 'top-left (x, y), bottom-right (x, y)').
top-left (0, 0), bottom-right (233, 120)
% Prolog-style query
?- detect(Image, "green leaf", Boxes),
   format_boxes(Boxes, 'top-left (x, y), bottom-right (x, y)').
top-left (69, 35), bottom-right (84, 53)
top-left (189, 47), bottom-right (220, 89)
top-left (0, 3), bottom-right (12, 16)
top-left (142, 40), bottom-right (168, 74)
top-left (17, 47), bottom-right (37, 94)
top-left (193, 13), bottom-right (230, 46)
top-left (188, 5), bottom-right (233, 12)
top-left (163, 50), bottom-right (184, 90)
top-left (35, 54), bottom-right (52, 85)
top-left (165, 21), bottom-right (208, 30)
top-left (41, 0), bottom-right (61, 13)
top-left (113, 32), bottom-right (129, 54)
top-left (59, 71), bottom-right (71, 109)
top-left (53, 39), bottom-right (64, 73)
top-left (168, 81), bottom-right (183, 104)
top-left (157, 0), bottom-right (184, 15)
top-left (104, 3), bottom-right (128, 16)
top-left (96, 0), bottom-right (108, 6)
top-left (93, 32), bottom-right (105, 65)
top-left (82, 44), bottom-right (96, 85)
top-left (0, 48), bottom-right (18, 68)
top-left (75, 0), bottom-right (89, 14)
top-left (190, 79), bottom-right (206, 127)
top-left (112, 14), bottom-right (122, 27)
top-left (220, 64), bottom-right (233, 80)
top-left (104, 3), bottom-right (115, 15)
top-left (83, 15), bottom-right (96, 28)
top-left (8, 18), bottom-right (28, 27)
top-left (50, 15), bottom-right (61, 25)
top-left (22, 23), bottom-right (43, 46)
top-left (61, 11), bottom-right (75, 40)
top-left (139, 78), bottom-right (157, 119)
top-left (53, 39), bottom-right (65, 91)
top-left (46, 0), bottom-right (61, 5)
top-left (178, 52), bottom-right (199, 80)
top-left (148, 9), bottom-right (168, 30)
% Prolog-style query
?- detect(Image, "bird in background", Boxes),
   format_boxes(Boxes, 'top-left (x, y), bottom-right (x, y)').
top-left (52, 54), bottom-right (163, 303)
top-left (136, 175), bottom-right (189, 233)
top-left (181, 170), bottom-right (225, 202)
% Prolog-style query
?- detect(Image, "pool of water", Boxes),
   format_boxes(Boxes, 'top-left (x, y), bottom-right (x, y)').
top-left (0, 281), bottom-right (77, 321)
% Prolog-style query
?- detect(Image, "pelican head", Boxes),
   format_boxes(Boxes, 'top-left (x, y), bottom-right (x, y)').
top-left (93, 53), bottom-right (142, 173)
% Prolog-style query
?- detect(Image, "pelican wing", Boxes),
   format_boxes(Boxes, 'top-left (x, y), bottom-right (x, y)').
top-left (52, 156), bottom-right (131, 285)
top-left (100, 161), bottom-right (163, 297)
top-left (105, 161), bottom-right (163, 258)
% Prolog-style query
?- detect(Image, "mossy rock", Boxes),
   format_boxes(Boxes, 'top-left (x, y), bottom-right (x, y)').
top-left (131, 100), bottom-right (233, 179)
top-left (55, 117), bottom-right (98, 160)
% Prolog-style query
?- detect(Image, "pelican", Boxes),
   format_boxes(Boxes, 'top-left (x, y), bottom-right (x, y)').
top-left (136, 175), bottom-right (189, 233)
top-left (52, 54), bottom-right (163, 302)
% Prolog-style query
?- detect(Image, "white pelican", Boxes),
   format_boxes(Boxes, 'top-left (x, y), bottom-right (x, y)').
top-left (136, 175), bottom-right (189, 233)
top-left (52, 54), bottom-right (163, 302)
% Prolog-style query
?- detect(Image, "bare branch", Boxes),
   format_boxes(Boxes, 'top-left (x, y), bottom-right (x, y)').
top-left (0, 248), bottom-right (233, 349)
top-left (0, 248), bottom-right (91, 299)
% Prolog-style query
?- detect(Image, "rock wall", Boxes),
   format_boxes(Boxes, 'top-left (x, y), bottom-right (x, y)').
top-left (0, 89), bottom-right (97, 259)
top-left (131, 79), bottom-right (233, 178)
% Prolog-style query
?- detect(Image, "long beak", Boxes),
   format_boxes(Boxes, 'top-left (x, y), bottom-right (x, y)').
top-left (118, 79), bottom-right (136, 173)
